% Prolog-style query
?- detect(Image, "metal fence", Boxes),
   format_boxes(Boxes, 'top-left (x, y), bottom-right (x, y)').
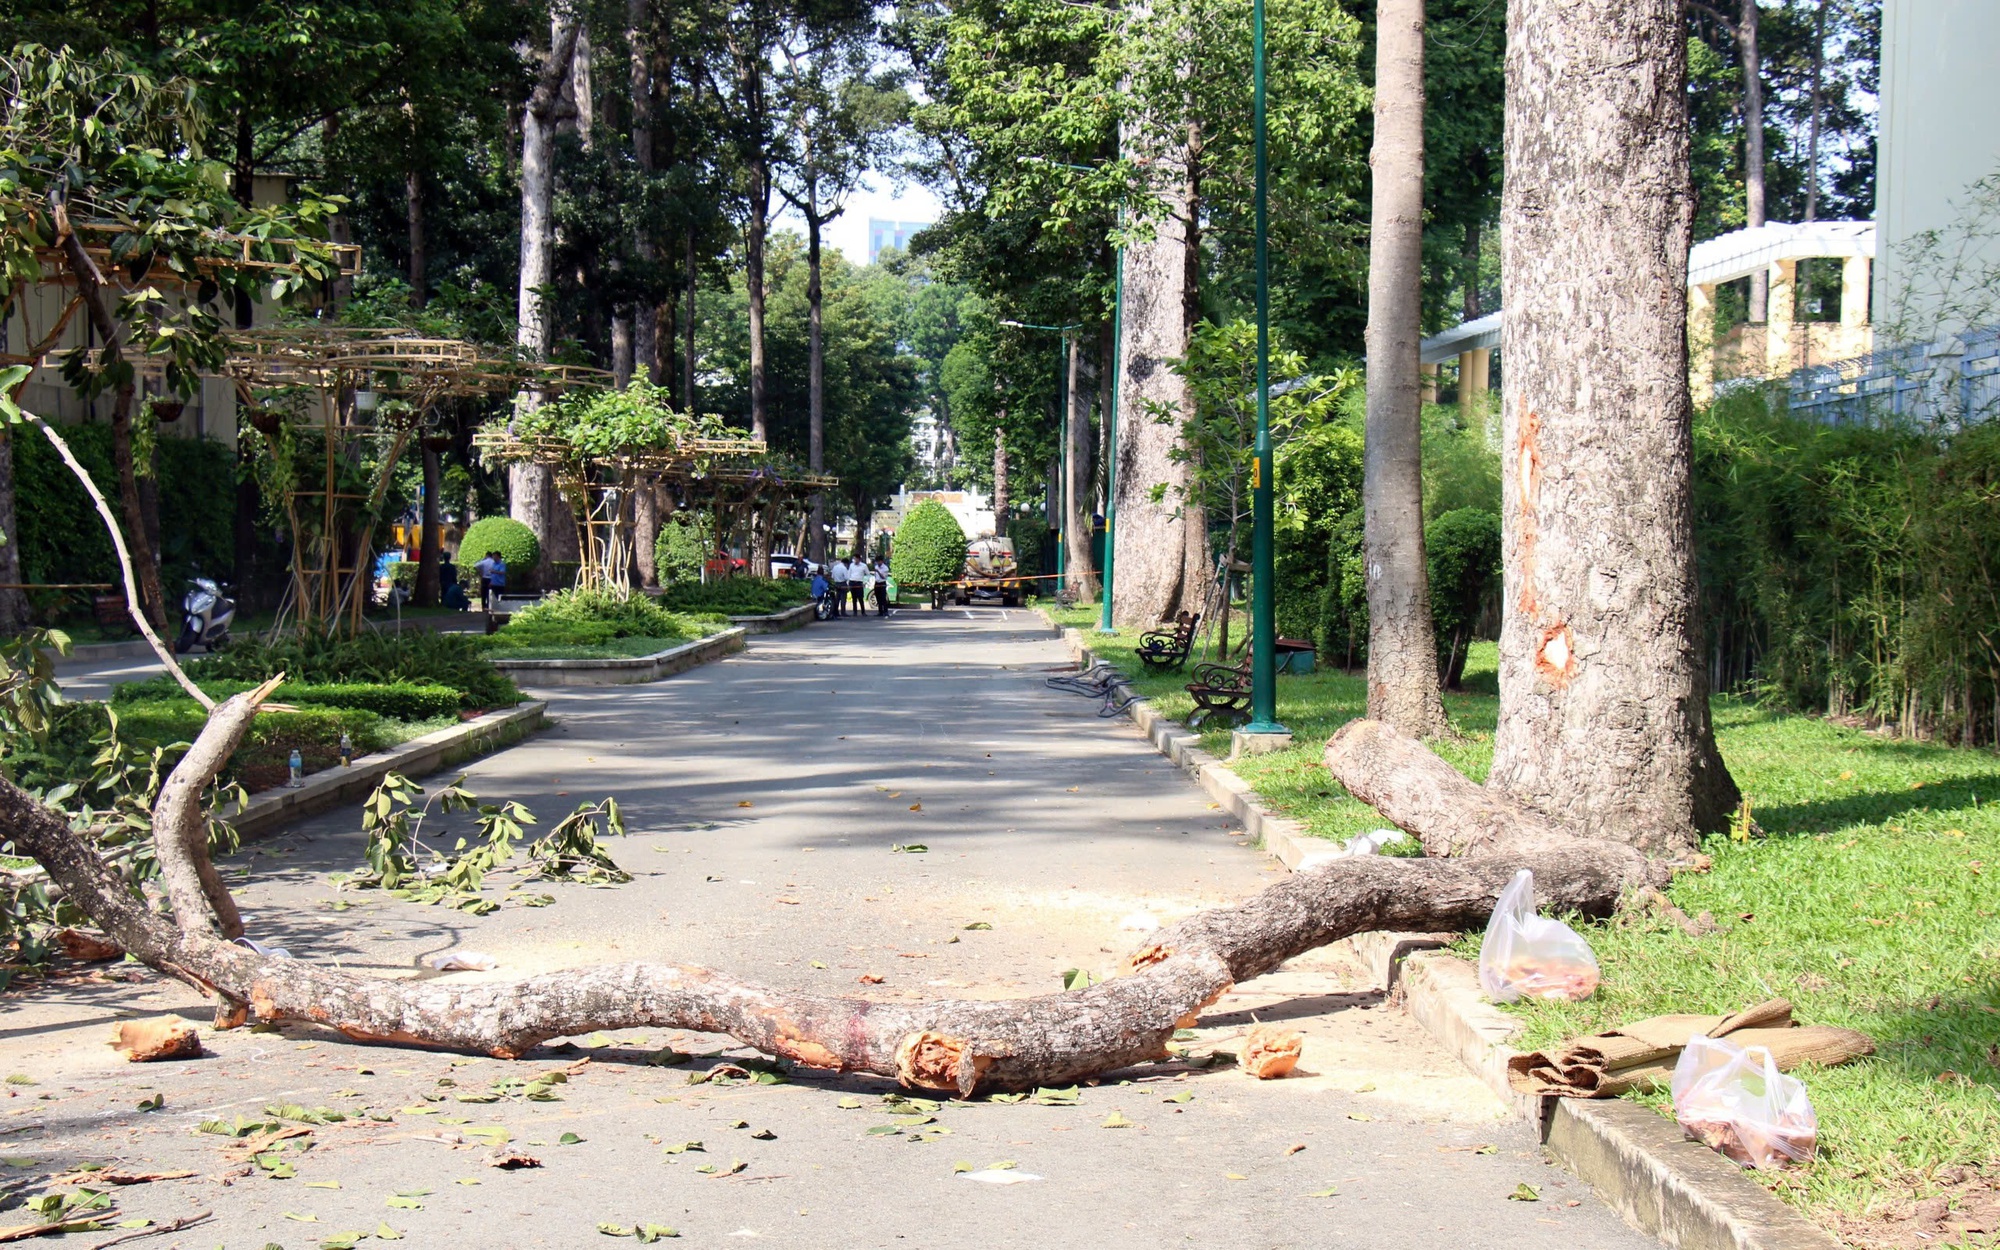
top-left (1788, 326), bottom-right (2000, 427)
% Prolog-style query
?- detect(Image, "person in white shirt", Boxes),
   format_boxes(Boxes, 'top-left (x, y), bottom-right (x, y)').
top-left (845, 553), bottom-right (867, 617)
top-left (828, 557), bottom-right (849, 618)
top-left (872, 557), bottom-right (890, 616)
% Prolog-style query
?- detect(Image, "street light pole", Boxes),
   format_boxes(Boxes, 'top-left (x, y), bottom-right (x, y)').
top-left (1097, 241), bottom-right (1124, 634)
top-left (1244, 0), bottom-right (1286, 738)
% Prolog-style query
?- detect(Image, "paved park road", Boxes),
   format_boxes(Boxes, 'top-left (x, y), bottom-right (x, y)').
top-left (4, 611), bottom-right (1660, 1249)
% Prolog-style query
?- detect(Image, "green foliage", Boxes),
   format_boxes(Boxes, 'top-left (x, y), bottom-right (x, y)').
top-left (457, 517), bottom-right (539, 592)
top-left (1694, 397), bottom-right (2000, 745)
top-left (492, 587), bottom-right (708, 650)
top-left (1314, 510), bottom-right (1368, 670)
top-left (1419, 402), bottom-right (1501, 519)
top-left (351, 772), bottom-right (628, 912)
top-left (653, 515), bottom-right (707, 587)
top-left (111, 676), bottom-right (464, 723)
top-left (1275, 417), bottom-right (1364, 642)
top-left (500, 370), bottom-right (732, 463)
top-left (653, 579), bottom-right (813, 617)
top-left (11, 423), bottom-right (234, 598)
top-left (1425, 508), bottom-right (1501, 689)
top-left (186, 631), bottom-right (520, 711)
top-left (889, 500), bottom-right (967, 590)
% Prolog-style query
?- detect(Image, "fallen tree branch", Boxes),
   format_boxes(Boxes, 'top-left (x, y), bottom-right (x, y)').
top-left (1325, 718), bottom-right (1637, 862)
top-left (147, 678), bottom-right (283, 943)
top-left (27, 414), bottom-right (210, 709)
top-left (5, 737), bottom-right (1667, 1091)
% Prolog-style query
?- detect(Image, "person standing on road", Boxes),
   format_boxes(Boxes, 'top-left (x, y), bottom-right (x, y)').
top-left (872, 556), bottom-right (890, 616)
top-left (846, 553), bottom-right (867, 617)
top-left (827, 555), bottom-right (848, 618)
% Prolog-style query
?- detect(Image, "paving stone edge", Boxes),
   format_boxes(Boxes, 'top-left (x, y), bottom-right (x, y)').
top-left (1040, 611), bottom-right (1842, 1250)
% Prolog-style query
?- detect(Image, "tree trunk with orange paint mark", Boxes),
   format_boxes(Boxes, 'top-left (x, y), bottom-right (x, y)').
top-left (1491, 0), bottom-right (1738, 855)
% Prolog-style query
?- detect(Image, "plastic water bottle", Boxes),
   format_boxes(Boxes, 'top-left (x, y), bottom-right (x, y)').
top-left (338, 732), bottom-right (352, 768)
top-left (287, 748), bottom-right (305, 788)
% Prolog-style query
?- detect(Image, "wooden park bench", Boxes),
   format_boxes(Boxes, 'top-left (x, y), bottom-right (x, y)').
top-left (1135, 612), bottom-right (1200, 674)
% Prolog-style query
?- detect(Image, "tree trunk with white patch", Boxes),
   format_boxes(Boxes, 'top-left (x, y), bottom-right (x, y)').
top-left (1064, 335), bottom-right (1096, 600)
top-left (1362, 0), bottom-right (1449, 738)
top-left (1493, 0), bottom-right (1739, 854)
top-left (1111, 152), bottom-right (1201, 628)
top-left (513, 18), bottom-right (583, 586)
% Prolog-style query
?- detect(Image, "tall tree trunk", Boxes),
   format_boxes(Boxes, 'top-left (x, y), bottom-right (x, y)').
top-left (1111, 133), bottom-right (1201, 628)
top-left (1463, 218), bottom-right (1482, 320)
top-left (738, 42), bottom-right (770, 443)
top-left (513, 18), bottom-right (584, 587)
top-left (407, 167), bottom-right (426, 308)
top-left (627, 0), bottom-right (659, 383)
top-left (1362, 0), bottom-right (1449, 738)
top-left (1495, 0), bottom-right (1740, 854)
top-left (684, 231), bottom-right (699, 412)
top-left (1064, 334), bottom-right (1095, 599)
top-left (808, 216), bottom-right (827, 563)
top-left (0, 431), bottom-right (27, 633)
top-left (1739, 0), bottom-right (1767, 321)
top-left (992, 425), bottom-right (1008, 525)
top-left (1803, 0), bottom-right (1826, 222)
top-left (416, 443), bottom-right (442, 606)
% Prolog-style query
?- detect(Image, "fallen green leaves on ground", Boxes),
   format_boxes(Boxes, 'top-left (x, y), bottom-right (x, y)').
top-left (1053, 608), bottom-right (2000, 1226)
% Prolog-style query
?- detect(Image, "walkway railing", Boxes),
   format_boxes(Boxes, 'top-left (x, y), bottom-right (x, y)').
top-left (1789, 326), bottom-right (2000, 427)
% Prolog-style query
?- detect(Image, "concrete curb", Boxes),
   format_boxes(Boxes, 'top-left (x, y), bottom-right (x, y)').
top-left (1037, 608), bottom-right (1842, 1250)
top-left (727, 601), bottom-right (817, 635)
top-left (491, 627), bottom-right (746, 687)
top-left (224, 700), bottom-right (549, 841)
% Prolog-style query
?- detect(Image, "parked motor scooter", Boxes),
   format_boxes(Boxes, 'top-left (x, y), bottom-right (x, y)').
top-left (176, 576), bottom-right (236, 653)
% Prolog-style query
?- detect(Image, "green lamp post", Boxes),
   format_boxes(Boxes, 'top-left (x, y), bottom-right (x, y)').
top-left (1243, 0), bottom-right (1286, 739)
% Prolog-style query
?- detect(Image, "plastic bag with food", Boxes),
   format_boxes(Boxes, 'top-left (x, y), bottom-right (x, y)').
top-left (1670, 1035), bottom-right (1818, 1168)
top-left (1477, 868), bottom-right (1601, 1002)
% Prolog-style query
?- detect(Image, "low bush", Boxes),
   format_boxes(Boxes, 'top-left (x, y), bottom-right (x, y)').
top-left (486, 588), bottom-right (716, 652)
top-left (187, 631), bottom-right (520, 711)
top-left (26, 700), bottom-right (395, 793)
top-left (653, 578), bottom-right (812, 616)
top-left (1426, 508), bottom-right (1501, 689)
top-left (111, 676), bottom-right (465, 722)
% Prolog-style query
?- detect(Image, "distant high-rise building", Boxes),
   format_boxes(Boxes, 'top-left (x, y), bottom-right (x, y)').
top-left (868, 219), bottom-right (930, 264)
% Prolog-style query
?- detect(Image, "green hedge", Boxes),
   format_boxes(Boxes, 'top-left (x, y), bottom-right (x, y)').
top-left (111, 676), bottom-right (465, 722)
top-left (654, 516), bottom-right (706, 586)
top-left (186, 631), bottom-right (520, 711)
top-left (15, 700), bottom-right (393, 792)
top-left (12, 423), bottom-right (233, 599)
top-left (653, 579), bottom-right (812, 616)
top-left (488, 587), bottom-right (712, 650)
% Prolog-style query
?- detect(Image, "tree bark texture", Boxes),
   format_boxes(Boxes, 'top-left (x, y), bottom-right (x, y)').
top-left (513, 18), bottom-right (583, 584)
top-left (1496, 0), bottom-right (1740, 854)
top-left (406, 166), bottom-right (426, 308)
top-left (737, 37), bottom-right (771, 445)
top-left (0, 431), bottom-right (27, 633)
top-left (1111, 162), bottom-right (1201, 628)
top-left (1064, 335), bottom-right (1096, 600)
top-left (416, 443), bottom-right (443, 606)
top-left (6, 697), bottom-right (1664, 1090)
top-left (1362, 0), bottom-right (1449, 738)
top-left (634, 485), bottom-right (660, 587)
top-left (628, 0), bottom-right (659, 378)
top-left (992, 426), bottom-right (1008, 526)
top-left (1738, 0), bottom-right (1766, 321)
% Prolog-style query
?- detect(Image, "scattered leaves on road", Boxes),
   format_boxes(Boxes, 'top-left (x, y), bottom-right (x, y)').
top-left (1508, 1183), bottom-right (1541, 1202)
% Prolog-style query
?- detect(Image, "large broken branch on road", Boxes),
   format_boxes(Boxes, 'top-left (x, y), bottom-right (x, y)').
top-left (2, 689), bottom-right (1673, 1093)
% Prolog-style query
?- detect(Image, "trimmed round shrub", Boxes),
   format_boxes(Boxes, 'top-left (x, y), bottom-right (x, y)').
top-left (491, 587), bottom-right (704, 648)
top-left (459, 516), bottom-right (540, 591)
top-left (890, 500), bottom-right (968, 591)
top-left (654, 515), bottom-right (706, 586)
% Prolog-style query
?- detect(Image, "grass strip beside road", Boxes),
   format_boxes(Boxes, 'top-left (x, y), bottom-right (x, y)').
top-left (1049, 604), bottom-right (2000, 1228)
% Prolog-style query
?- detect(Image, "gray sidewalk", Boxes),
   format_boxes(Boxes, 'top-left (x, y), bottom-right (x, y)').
top-left (0, 610), bottom-right (1656, 1248)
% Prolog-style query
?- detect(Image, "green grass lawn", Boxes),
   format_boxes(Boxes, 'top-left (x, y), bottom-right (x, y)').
top-left (1048, 604), bottom-right (2000, 1228)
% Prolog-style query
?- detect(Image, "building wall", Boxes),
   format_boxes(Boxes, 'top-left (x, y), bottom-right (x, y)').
top-left (1875, 0), bottom-right (2000, 337)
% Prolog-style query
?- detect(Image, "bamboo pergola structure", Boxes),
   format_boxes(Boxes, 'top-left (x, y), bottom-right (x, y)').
top-left (226, 327), bottom-right (607, 633)
top-left (472, 427), bottom-right (814, 593)
top-left (689, 459), bottom-right (841, 573)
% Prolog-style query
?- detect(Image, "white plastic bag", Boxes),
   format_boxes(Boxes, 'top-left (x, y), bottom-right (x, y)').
top-left (1671, 1035), bottom-right (1818, 1168)
top-left (1477, 869), bottom-right (1600, 1002)
top-left (424, 951), bottom-right (499, 972)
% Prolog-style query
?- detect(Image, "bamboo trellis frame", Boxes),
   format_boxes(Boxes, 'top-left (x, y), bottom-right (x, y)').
top-left (226, 328), bottom-right (608, 634)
